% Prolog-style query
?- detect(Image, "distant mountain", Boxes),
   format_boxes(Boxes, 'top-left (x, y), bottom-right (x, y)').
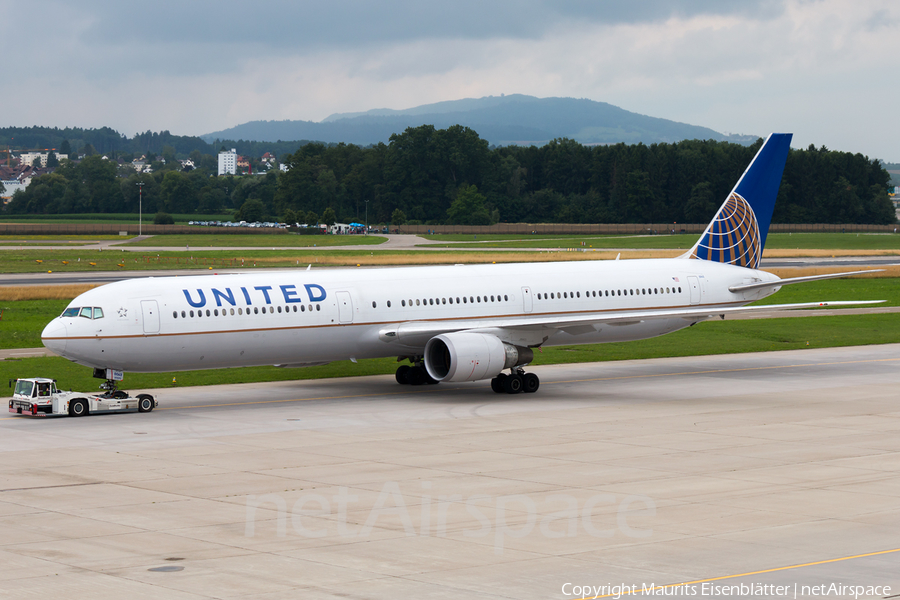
top-left (201, 94), bottom-right (758, 147)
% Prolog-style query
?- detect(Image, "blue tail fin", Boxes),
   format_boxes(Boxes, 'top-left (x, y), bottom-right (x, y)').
top-left (687, 133), bottom-right (792, 269)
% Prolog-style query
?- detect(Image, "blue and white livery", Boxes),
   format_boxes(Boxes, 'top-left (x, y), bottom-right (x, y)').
top-left (41, 133), bottom-right (879, 394)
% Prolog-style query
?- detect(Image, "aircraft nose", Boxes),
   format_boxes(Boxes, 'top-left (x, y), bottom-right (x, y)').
top-left (41, 320), bottom-right (67, 354)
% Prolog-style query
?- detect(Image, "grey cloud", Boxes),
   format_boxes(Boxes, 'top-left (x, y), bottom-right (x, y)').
top-left (74, 0), bottom-right (785, 50)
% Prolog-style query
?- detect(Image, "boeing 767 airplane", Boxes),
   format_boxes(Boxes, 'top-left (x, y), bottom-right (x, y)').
top-left (41, 133), bottom-right (880, 394)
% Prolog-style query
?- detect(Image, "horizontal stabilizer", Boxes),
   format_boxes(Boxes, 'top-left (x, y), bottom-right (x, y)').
top-left (729, 270), bottom-right (884, 293)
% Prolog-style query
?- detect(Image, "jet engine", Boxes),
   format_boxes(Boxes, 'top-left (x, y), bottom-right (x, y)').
top-left (424, 332), bottom-right (534, 383)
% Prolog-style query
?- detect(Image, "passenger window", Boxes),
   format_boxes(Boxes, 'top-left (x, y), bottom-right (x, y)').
top-left (301, 305), bottom-right (306, 312)
top-left (316, 304), bottom-right (321, 311)
top-left (93, 307), bottom-right (104, 319)
top-left (206, 309), bottom-right (211, 316)
top-left (504, 295), bottom-right (508, 301)
top-left (215, 309), bottom-right (219, 316)
top-left (372, 302), bottom-right (376, 308)
top-left (80, 307), bottom-right (93, 319)
top-left (181, 311), bottom-right (186, 318)
top-left (387, 301), bottom-right (392, 308)
top-left (173, 311), bottom-right (178, 318)
top-left (190, 310), bottom-right (195, 317)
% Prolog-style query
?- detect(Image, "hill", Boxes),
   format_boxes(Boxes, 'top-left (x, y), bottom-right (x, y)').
top-left (201, 94), bottom-right (757, 147)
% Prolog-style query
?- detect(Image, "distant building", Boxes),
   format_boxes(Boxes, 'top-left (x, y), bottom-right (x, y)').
top-left (0, 165), bottom-right (40, 201)
top-left (218, 149), bottom-right (237, 176)
top-left (19, 151), bottom-right (68, 167)
top-left (131, 156), bottom-right (152, 174)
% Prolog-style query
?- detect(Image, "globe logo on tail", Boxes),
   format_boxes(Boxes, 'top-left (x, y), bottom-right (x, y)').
top-left (690, 192), bottom-right (761, 269)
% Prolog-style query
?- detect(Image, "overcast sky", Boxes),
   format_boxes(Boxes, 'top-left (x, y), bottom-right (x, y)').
top-left (5, 0), bottom-right (899, 160)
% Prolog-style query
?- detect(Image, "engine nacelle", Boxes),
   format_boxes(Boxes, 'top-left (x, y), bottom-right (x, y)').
top-left (424, 332), bottom-right (534, 383)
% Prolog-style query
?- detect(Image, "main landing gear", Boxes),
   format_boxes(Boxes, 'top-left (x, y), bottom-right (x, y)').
top-left (491, 368), bottom-right (540, 394)
top-left (395, 360), bottom-right (438, 386)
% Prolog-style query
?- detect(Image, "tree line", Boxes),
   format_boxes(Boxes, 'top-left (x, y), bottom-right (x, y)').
top-left (4, 125), bottom-right (896, 225)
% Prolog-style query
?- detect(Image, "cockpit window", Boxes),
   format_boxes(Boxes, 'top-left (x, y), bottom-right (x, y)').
top-left (62, 307), bottom-right (80, 318)
top-left (80, 307), bottom-right (93, 319)
top-left (93, 307), bottom-right (104, 319)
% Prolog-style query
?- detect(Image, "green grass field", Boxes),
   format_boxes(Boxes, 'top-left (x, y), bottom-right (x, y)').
top-left (421, 232), bottom-right (900, 250)
top-left (0, 248), bottom-right (544, 273)
top-left (124, 233), bottom-right (387, 247)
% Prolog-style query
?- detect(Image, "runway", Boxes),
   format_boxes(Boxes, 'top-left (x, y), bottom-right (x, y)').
top-left (2, 344), bottom-right (900, 599)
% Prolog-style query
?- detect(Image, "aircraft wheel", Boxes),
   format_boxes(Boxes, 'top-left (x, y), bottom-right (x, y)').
top-left (407, 366), bottom-right (426, 386)
top-left (137, 394), bottom-right (155, 413)
top-left (395, 365), bottom-right (411, 385)
top-left (490, 377), bottom-right (504, 393)
top-left (69, 399), bottom-right (89, 417)
top-left (522, 373), bottom-right (540, 393)
top-left (503, 374), bottom-right (523, 394)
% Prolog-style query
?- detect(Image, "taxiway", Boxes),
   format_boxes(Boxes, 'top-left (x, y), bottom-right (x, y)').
top-left (2, 344), bottom-right (899, 598)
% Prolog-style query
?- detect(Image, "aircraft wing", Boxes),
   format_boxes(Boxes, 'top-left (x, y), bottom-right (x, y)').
top-left (379, 300), bottom-right (885, 347)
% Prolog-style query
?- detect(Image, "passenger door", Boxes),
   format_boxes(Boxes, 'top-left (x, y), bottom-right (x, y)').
top-left (687, 276), bottom-right (701, 305)
top-left (336, 291), bottom-right (353, 324)
top-left (141, 300), bottom-right (160, 334)
top-left (521, 287), bottom-right (533, 313)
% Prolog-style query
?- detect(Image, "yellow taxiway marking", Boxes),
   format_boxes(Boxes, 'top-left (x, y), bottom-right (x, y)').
top-left (586, 547), bottom-right (900, 599)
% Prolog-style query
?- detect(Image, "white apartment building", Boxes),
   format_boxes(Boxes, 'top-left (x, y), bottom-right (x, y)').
top-left (218, 149), bottom-right (237, 176)
top-left (19, 152), bottom-right (68, 167)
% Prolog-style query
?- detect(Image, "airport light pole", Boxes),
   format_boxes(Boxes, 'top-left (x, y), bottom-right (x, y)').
top-left (136, 181), bottom-right (145, 236)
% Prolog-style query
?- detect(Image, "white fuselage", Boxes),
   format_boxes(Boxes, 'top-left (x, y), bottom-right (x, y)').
top-left (41, 259), bottom-right (779, 373)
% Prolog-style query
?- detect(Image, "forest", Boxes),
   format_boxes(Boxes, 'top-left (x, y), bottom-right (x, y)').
top-left (3, 125), bottom-right (896, 225)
